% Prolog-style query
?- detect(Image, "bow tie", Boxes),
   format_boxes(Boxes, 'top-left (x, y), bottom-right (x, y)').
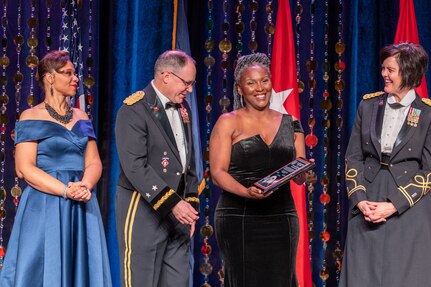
top-left (388, 102), bottom-right (404, 109)
top-left (165, 102), bottom-right (181, 109)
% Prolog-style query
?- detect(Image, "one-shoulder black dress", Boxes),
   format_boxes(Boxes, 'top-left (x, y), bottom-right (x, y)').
top-left (215, 114), bottom-right (302, 287)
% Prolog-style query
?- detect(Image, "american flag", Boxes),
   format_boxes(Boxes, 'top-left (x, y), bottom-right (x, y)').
top-left (59, 0), bottom-right (86, 111)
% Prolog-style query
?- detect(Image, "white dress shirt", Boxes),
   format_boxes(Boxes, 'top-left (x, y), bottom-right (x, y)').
top-left (152, 81), bottom-right (186, 172)
top-left (381, 89), bottom-right (416, 154)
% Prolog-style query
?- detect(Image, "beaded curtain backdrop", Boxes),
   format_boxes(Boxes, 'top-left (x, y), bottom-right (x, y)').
top-left (186, 0), bottom-right (431, 286)
top-left (2, 1), bottom-right (431, 287)
top-left (0, 0), bottom-right (97, 271)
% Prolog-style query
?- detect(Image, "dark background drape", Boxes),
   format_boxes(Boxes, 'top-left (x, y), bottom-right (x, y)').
top-left (1, 1), bottom-right (430, 287)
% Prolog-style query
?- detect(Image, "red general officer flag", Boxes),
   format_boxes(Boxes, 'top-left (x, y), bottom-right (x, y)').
top-left (394, 0), bottom-right (428, 98)
top-left (270, 1), bottom-right (312, 286)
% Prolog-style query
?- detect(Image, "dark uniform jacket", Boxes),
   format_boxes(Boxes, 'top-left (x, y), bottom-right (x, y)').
top-left (345, 92), bottom-right (431, 214)
top-left (116, 84), bottom-right (201, 217)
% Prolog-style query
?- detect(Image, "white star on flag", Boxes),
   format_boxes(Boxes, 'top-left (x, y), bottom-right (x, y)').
top-left (270, 88), bottom-right (293, 115)
top-left (152, 185), bottom-right (158, 191)
top-left (146, 193), bottom-right (151, 198)
top-left (60, 1), bottom-right (87, 112)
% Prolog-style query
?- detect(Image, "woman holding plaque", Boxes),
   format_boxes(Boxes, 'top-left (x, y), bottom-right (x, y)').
top-left (340, 43), bottom-right (431, 287)
top-left (0, 51), bottom-right (111, 286)
top-left (210, 53), bottom-right (306, 287)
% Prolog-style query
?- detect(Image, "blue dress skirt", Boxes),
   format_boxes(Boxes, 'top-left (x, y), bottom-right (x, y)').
top-left (0, 120), bottom-right (112, 287)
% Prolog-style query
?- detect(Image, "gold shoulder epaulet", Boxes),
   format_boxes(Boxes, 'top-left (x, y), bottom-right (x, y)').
top-left (363, 91), bottom-right (384, 100)
top-left (123, 91), bottom-right (145, 106)
top-left (422, 98), bottom-right (431, 107)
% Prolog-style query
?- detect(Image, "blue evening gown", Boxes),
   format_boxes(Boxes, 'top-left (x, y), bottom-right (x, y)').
top-left (0, 120), bottom-right (112, 287)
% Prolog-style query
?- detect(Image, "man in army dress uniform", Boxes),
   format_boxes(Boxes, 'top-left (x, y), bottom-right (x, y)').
top-left (115, 50), bottom-right (202, 287)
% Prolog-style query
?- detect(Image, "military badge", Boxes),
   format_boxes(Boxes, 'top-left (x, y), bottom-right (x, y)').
top-left (161, 157), bottom-right (169, 167)
top-left (407, 107), bottom-right (421, 127)
top-left (180, 105), bottom-right (190, 124)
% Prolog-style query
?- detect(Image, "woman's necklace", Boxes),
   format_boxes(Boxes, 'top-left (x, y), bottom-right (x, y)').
top-left (44, 102), bottom-right (73, 124)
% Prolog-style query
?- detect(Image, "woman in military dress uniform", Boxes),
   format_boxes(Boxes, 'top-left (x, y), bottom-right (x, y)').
top-left (340, 43), bottom-right (431, 287)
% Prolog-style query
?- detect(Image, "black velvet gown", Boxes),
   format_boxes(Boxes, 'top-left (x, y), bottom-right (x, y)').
top-left (215, 114), bottom-right (302, 287)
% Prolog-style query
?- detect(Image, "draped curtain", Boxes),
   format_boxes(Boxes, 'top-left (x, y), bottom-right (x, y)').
top-left (97, 1), bottom-right (174, 285)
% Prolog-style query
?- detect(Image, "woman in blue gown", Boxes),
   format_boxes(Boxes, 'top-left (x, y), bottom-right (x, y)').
top-left (0, 50), bottom-right (112, 286)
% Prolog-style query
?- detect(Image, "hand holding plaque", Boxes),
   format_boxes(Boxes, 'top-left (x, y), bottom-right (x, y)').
top-left (254, 157), bottom-right (315, 194)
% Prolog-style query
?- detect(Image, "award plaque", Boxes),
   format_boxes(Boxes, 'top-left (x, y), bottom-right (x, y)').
top-left (254, 157), bottom-right (315, 194)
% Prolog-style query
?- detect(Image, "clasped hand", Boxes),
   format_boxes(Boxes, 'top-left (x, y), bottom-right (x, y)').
top-left (357, 200), bottom-right (397, 223)
top-left (67, 181), bottom-right (92, 202)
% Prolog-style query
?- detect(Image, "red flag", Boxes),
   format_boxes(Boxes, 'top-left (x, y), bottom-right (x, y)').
top-left (394, 0), bottom-right (428, 98)
top-left (270, 1), bottom-right (312, 286)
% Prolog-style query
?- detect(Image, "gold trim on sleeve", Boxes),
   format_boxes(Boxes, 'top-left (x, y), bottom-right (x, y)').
top-left (346, 167), bottom-right (366, 197)
top-left (153, 189), bottom-right (175, 210)
top-left (397, 174), bottom-right (431, 207)
top-left (185, 197), bottom-right (200, 204)
top-left (347, 186), bottom-right (366, 197)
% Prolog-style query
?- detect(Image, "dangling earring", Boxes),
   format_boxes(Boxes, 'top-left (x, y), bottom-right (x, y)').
top-left (240, 95), bottom-right (244, 107)
top-left (50, 84), bottom-right (54, 97)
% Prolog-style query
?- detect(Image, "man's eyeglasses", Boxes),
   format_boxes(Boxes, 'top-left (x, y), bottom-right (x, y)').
top-left (168, 71), bottom-right (196, 87)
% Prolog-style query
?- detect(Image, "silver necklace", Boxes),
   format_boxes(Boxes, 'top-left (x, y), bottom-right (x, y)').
top-left (44, 102), bottom-right (73, 124)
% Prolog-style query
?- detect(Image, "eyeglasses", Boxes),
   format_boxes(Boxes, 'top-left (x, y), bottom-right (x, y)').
top-left (56, 69), bottom-right (77, 78)
top-left (168, 71), bottom-right (196, 87)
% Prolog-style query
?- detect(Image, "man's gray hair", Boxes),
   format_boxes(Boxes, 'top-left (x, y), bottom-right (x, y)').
top-left (154, 50), bottom-right (196, 75)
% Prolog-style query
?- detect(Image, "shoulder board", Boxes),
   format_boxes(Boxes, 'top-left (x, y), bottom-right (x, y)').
top-left (363, 91), bottom-right (384, 100)
top-left (123, 91), bottom-right (145, 106)
top-left (422, 98), bottom-right (431, 107)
